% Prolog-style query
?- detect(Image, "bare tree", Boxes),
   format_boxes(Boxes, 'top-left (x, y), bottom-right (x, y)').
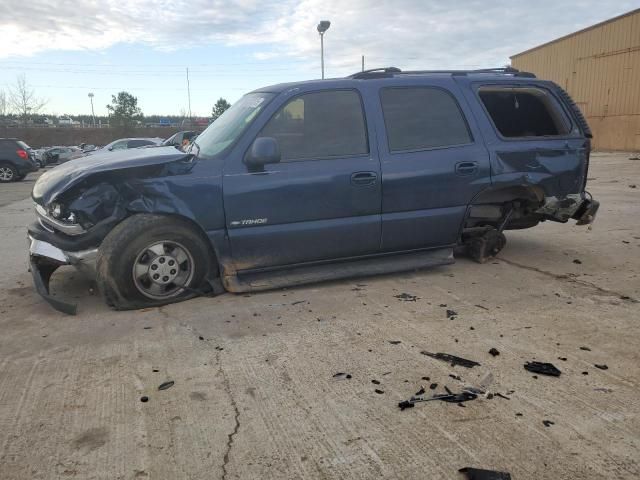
top-left (9, 74), bottom-right (47, 126)
top-left (0, 90), bottom-right (7, 117)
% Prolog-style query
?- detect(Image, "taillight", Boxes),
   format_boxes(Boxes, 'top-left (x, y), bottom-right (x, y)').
top-left (17, 149), bottom-right (28, 159)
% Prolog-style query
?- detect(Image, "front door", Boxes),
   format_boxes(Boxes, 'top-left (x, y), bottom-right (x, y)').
top-left (223, 88), bottom-right (381, 271)
top-left (374, 82), bottom-right (491, 252)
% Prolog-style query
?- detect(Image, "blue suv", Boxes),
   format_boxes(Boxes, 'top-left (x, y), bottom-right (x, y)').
top-left (28, 67), bottom-right (599, 313)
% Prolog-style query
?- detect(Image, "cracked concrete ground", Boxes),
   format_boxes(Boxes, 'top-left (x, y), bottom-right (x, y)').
top-left (0, 152), bottom-right (639, 479)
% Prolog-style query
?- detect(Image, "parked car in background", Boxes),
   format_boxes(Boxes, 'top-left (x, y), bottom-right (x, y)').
top-left (43, 146), bottom-right (83, 164)
top-left (0, 138), bottom-right (38, 182)
top-left (161, 131), bottom-right (197, 149)
top-left (33, 148), bottom-right (50, 167)
top-left (97, 138), bottom-right (163, 153)
top-left (78, 143), bottom-right (98, 153)
top-left (28, 67), bottom-right (599, 313)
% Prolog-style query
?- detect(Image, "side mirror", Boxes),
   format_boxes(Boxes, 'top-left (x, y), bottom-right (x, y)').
top-left (245, 137), bottom-right (280, 170)
top-left (108, 146), bottom-right (114, 151)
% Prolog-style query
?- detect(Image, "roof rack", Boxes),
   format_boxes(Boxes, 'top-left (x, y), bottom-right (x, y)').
top-left (348, 66), bottom-right (536, 79)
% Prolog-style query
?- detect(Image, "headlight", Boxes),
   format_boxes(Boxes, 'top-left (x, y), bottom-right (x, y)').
top-left (49, 203), bottom-right (63, 219)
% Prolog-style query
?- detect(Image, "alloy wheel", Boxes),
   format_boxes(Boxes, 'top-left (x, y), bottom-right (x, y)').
top-left (132, 240), bottom-right (195, 300)
top-left (0, 166), bottom-right (14, 182)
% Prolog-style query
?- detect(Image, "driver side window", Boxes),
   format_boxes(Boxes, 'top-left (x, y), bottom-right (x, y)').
top-left (258, 89), bottom-right (369, 162)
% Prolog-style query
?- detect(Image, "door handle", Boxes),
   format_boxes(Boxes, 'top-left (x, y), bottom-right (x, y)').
top-left (351, 171), bottom-right (378, 186)
top-left (455, 161), bottom-right (478, 176)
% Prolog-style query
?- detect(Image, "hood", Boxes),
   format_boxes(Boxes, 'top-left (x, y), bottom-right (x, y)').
top-left (32, 146), bottom-right (193, 205)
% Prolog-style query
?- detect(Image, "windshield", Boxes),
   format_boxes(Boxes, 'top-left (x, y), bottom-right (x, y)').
top-left (195, 92), bottom-right (274, 157)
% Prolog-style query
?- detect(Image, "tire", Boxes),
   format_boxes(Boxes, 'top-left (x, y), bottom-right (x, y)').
top-left (0, 164), bottom-right (17, 183)
top-left (96, 214), bottom-right (215, 310)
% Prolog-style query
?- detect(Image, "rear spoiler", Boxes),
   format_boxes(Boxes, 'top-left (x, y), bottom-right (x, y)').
top-left (552, 84), bottom-right (593, 138)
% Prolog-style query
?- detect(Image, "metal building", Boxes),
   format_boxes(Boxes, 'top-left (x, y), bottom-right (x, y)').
top-left (510, 8), bottom-right (640, 151)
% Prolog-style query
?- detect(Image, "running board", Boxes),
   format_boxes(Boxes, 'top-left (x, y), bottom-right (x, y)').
top-left (223, 247), bottom-right (454, 293)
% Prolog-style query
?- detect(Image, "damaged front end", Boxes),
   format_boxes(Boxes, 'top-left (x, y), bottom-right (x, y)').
top-left (28, 147), bottom-right (202, 314)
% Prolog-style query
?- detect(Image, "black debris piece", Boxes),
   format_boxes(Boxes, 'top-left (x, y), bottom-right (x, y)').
top-left (470, 326), bottom-right (475, 330)
top-left (558, 357), bottom-right (567, 361)
top-left (398, 400), bottom-right (414, 411)
top-left (215, 346), bottom-right (224, 351)
top-left (388, 340), bottom-right (402, 345)
top-left (594, 364), bottom-right (609, 370)
top-left (486, 393), bottom-right (494, 399)
top-left (143, 326), bottom-right (152, 330)
top-left (140, 396), bottom-right (149, 403)
top-left (444, 385), bottom-right (453, 395)
top-left (152, 369), bottom-right (159, 373)
top-left (532, 375), bottom-right (538, 379)
top-left (374, 389), bottom-right (385, 395)
top-left (582, 371), bottom-right (589, 375)
top-left (414, 387), bottom-right (425, 396)
top-left (290, 300), bottom-right (306, 305)
top-left (333, 372), bottom-right (352, 380)
top-left (489, 348), bottom-right (500, 357)
top-left (439, 303), bottom-right (447, 307)
top-left (580, 346), bottom-right (591, 351)
top-left (449, 374), bottom-right (461, 381)
top-left (524, 361), bottom-right (561, 377)
top-left (475, 304), bottom-right (489, 311)
top-left (459, 467), bottom-right (512, 480)
top-left (573, 259), bottom-right (582, 264)
top-left (198, 336), bottom-right (204, 341)
top-left (371, 379), bottom-right (380, 385)
top-left (421, 351), bottom-right (481, 368)
top-left (494, 393), bottom-right (510, 400)
top-left (429, 383), bottom-right (438, 390)
top-left (395, 293), bottom-right (418, 302)
top-left (397, 390), bottom-right (477, 410)
top-left (630, 184), bottom-right (637, 188)
top-left (439, 391), bottom-right (477, 403)
top-left (158, 381), bottom-right (175, 391)
top-left (446, 309), bottom-right (458, 319)
top-left (515, 413), bottom-right (523, 417)
top-left (543, 420), bottom-right (555, 427)
top-left (422, 376), bottom-right (430, 381)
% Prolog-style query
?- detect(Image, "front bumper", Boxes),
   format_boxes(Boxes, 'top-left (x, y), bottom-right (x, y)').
top-left (28, 235), bottom-right (98, 315)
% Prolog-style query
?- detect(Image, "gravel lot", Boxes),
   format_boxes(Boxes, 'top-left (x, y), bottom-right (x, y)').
top-left (0, 152), bottom-right (639, 479)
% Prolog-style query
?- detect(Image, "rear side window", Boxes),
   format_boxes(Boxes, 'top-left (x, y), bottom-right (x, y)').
top-left (259, 90), bottom-right (368, 161)
top-left (128, 139), bottom-right (154, 148)
top-left (380, 87), bottom-right (472, 152)
top-left (478, 86), bottom-right (571, 138)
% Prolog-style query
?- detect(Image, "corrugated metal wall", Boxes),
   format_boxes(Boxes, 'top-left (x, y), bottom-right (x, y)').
top-left (511, 9), bottom-right (640, 151)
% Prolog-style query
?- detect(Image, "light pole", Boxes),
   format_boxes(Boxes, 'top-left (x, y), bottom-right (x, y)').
top-left (317, 20), bottom-right (331, 79)
top-left (88, 93), bottom-right (96, 127)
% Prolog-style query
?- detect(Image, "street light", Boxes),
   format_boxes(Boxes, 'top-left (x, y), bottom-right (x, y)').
top-left (317, 20), bottom-right (331, 79)
top-left (88, 92), bottom-right (96, 127)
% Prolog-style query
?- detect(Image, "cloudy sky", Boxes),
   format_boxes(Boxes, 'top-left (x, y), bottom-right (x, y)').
top-left (0, 0), bottom-right (636, 116)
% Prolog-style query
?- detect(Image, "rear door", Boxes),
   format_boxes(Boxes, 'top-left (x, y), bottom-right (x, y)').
top-left (375, 80), bottom-right (491, 252)
top-left (223, 88), bottom-right (382, 271)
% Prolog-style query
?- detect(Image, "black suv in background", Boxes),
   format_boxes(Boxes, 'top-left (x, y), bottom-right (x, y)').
top-left (0, 138), bottom-right (38, 182)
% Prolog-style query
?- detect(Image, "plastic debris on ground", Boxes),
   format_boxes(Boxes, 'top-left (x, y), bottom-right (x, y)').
top-left (459, 467), bottom-right (512, 480)
top-left (524, 361), bottom-right (561, 377)
top-left (421, 351), bottom-right (481, 368)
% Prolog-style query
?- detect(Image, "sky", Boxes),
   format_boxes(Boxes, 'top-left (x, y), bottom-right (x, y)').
top-left (0, 0), bottom-right (637, 117)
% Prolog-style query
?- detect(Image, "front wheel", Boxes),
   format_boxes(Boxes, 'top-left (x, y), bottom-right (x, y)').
top-left (96, 214), bottom-right (215, 310)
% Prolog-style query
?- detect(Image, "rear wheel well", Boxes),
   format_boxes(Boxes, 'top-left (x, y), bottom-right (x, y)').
top-left (463, 186), bottom-right (545, 236)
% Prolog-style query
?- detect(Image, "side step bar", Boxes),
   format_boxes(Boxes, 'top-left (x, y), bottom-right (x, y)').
top-left (224, 247), bottom-right (454, 293)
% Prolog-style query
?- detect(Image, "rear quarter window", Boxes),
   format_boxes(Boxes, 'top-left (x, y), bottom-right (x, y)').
top-left (478, 86), bottom-right (572, 138)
